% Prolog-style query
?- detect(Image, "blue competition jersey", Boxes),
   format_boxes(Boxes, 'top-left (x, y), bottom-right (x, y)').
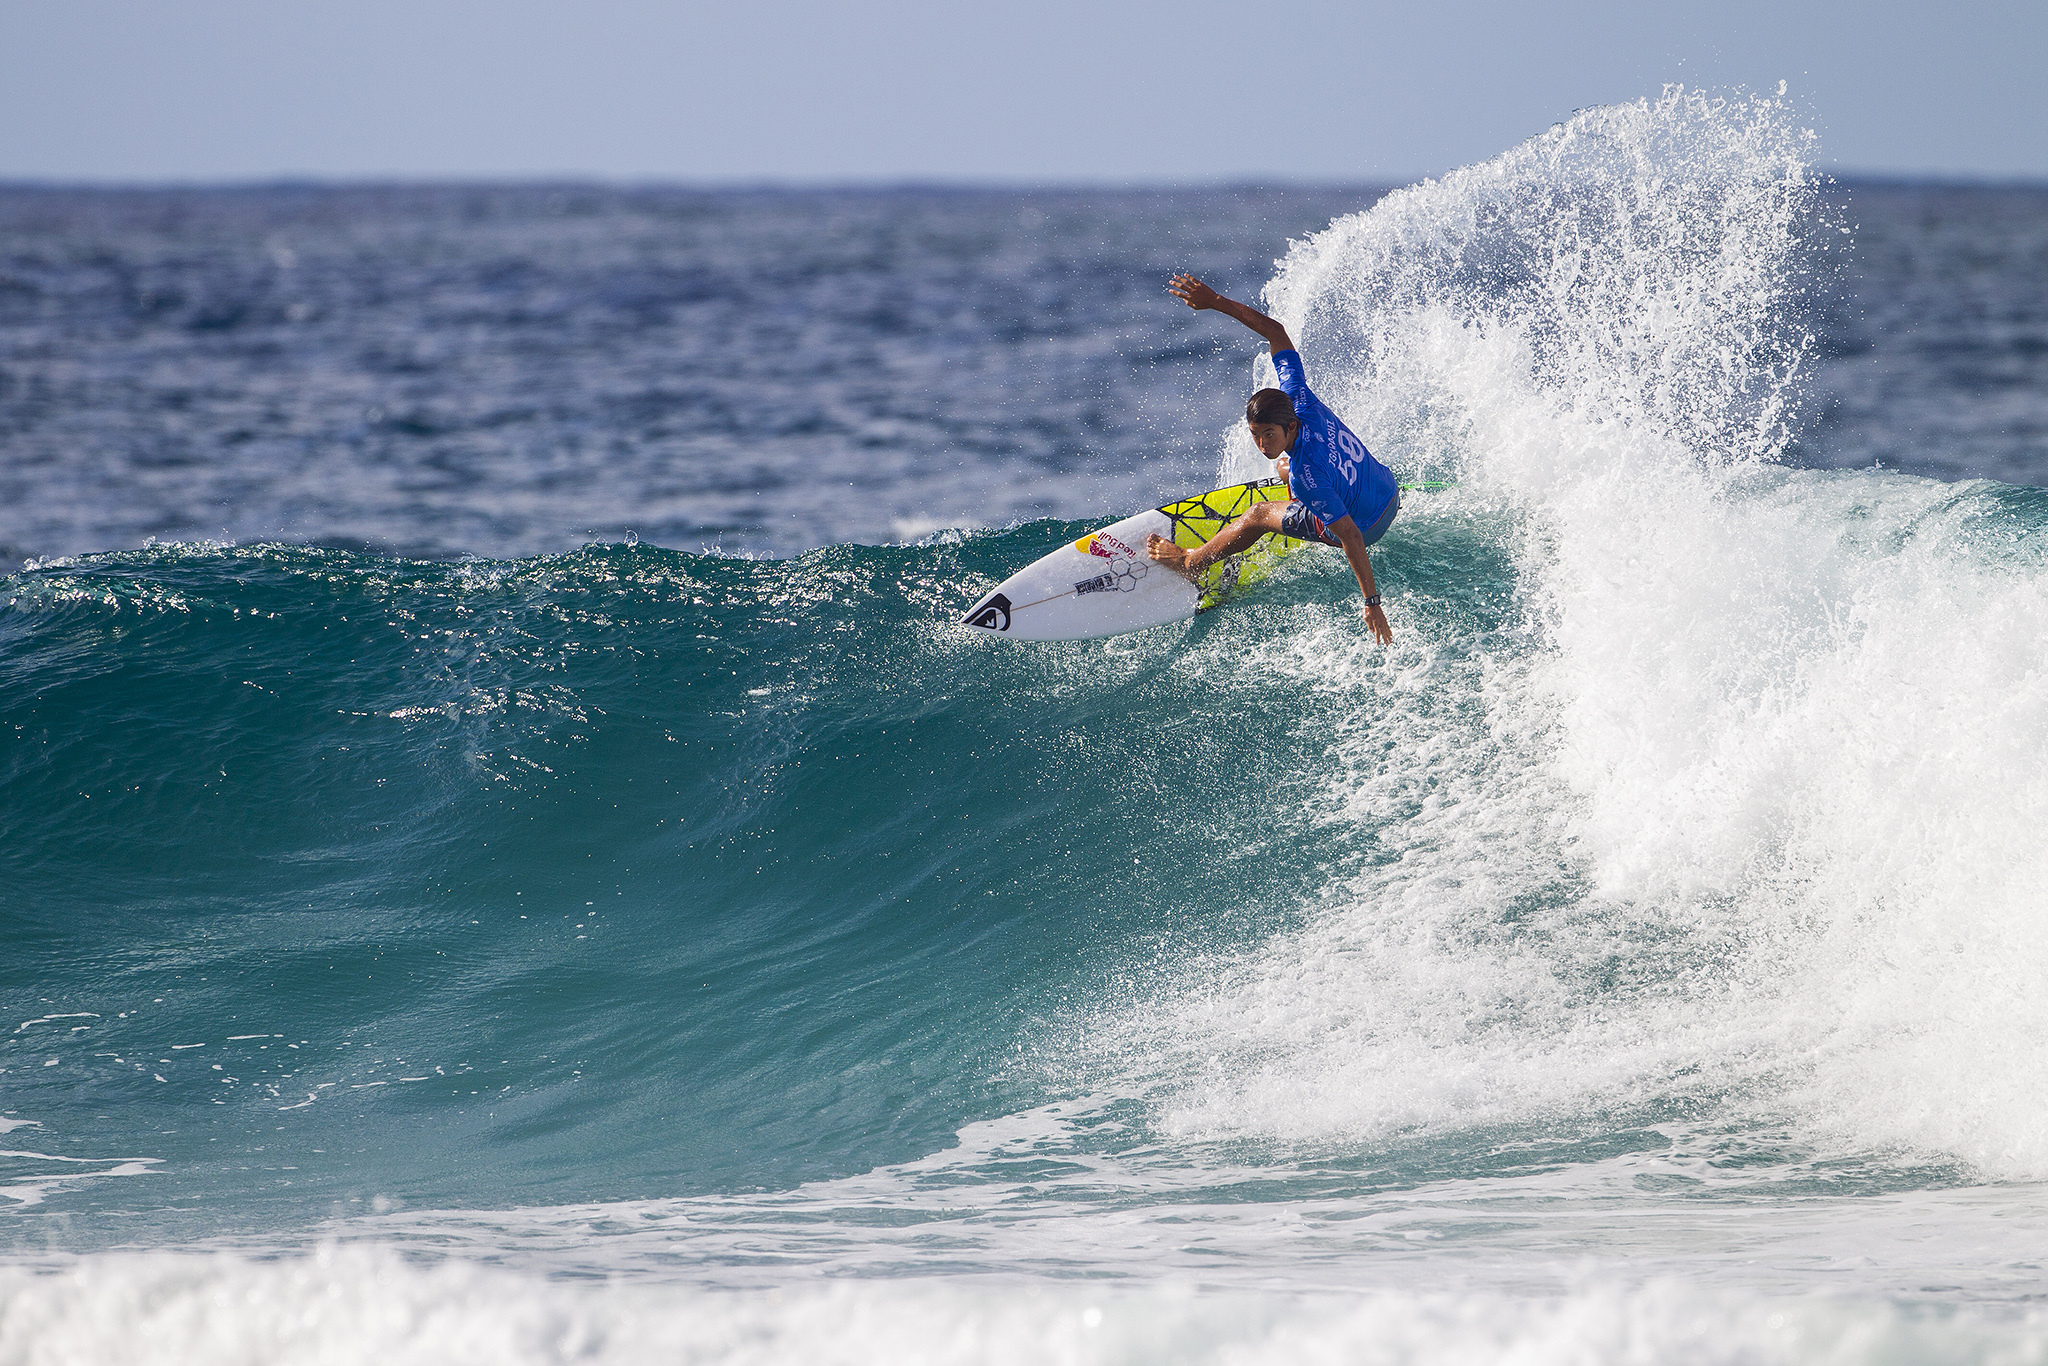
top-left (1272, 350), bottom-right (1397, 532)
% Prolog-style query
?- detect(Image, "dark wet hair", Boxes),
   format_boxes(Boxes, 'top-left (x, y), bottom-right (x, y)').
top-left (1246, 388), bottom-right (1299, 429)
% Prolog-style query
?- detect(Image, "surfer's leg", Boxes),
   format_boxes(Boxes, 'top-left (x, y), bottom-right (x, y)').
top-left (1277, 499), bottom-right (1343, 547)
top-left (1147, 502), bottom-right (1285, 579)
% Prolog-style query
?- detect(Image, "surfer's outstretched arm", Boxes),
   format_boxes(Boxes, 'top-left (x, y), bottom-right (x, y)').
top-left (1327, 514), bottom-right (1393, 645)
top-left (1167, 274), bottom-right (1295, 354)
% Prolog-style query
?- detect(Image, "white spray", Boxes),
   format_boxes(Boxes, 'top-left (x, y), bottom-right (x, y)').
top-left (1132, 88), bottom-right (2048, 1178)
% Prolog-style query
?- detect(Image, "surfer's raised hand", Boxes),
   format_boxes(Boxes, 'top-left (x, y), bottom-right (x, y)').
top-left (1167, 274), bottom-right (1220, 310)
top-left (1170, 275), bottom-right (1295, 354)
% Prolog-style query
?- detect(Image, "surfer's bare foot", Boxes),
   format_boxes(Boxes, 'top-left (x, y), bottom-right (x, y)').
top-left (1146, 533), bottom-right (1199, 581)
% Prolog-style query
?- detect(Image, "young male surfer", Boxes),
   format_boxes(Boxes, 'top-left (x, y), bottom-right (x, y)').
top-left (1146, 274), bottom-right (1399, 645)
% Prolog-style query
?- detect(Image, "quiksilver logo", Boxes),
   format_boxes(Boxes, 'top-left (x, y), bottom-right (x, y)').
top-left (965, 592), bottom-right (1012, 631)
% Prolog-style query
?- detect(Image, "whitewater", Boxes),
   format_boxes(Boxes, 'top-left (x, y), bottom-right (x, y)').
top-left (5, 89), bottom-right (2048, 1363)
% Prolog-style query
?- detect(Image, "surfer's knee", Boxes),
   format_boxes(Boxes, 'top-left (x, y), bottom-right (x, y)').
top-left (1229, 503), bottom-right (1284, 541)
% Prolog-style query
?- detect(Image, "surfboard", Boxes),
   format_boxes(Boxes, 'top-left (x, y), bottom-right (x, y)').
top-left (961, 477), bottom-right (1304, 641)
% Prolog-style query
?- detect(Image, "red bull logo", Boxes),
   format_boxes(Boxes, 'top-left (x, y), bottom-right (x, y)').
top-left (1075, 530), bottom-right (1137, 560)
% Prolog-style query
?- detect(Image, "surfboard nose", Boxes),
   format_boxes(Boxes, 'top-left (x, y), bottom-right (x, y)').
top-left (962, 591), bottom-right (1012, 632)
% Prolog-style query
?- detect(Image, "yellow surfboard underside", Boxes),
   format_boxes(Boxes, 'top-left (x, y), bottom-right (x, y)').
top-left (1158, 477), bottom-right (1304, 612)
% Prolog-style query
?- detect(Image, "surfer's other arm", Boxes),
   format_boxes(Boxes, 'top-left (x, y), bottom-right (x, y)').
top-left (1167, 274), bottom-right (1294, 354)
top-left (1329, 514), bottom-right (1393, 645)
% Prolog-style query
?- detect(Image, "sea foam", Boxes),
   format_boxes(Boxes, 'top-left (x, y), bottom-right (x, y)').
top-left (4, 1245), bottom-right (2045, 1366)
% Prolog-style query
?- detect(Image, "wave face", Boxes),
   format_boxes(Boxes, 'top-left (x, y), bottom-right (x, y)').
top-left (6, 91), bottom-right (2048, 1362)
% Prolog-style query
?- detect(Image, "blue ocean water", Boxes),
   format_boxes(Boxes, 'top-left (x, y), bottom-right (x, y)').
top-left (5, 90), bottom-right (2048, 1363)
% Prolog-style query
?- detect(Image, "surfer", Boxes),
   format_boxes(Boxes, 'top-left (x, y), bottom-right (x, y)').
top-left (1146, 274), bottom-right (1399, 644)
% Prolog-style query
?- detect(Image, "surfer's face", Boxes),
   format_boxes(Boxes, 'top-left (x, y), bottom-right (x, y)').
top-left (1248, 421), bottom-right (1296, 458)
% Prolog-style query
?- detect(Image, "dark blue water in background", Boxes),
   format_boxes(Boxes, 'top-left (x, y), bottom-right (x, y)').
top-left (5, 99), bottom-right (2048, 1363)
top-left (3, 180), bottom-right (2043, 573)
top-left (0, 184), bottom-right (1382, 568)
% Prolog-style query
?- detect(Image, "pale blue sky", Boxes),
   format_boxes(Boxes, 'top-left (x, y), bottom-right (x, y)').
top-left (3, 0), bottom-right (2042, 184)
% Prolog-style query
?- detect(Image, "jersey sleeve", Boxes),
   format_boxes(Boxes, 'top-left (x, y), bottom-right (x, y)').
top-left (1270, 349), bottom-right (1310, 401)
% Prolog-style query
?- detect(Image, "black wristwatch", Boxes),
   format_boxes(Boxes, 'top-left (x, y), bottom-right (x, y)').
top-left (1363, 595), bottom-right (1381, 607)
